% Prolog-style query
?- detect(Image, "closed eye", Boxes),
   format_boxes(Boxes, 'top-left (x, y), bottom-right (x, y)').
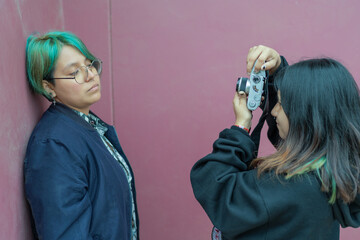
top-left (85, 59), bottom-right (92, 66)
top-left (69, 69), bottom-right (80, 76)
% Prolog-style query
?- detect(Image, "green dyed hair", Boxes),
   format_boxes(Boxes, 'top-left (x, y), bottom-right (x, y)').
top-left (25, 31), bottom-right (96, 100)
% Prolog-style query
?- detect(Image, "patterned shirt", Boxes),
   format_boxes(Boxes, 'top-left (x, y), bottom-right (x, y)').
top-left (74, 110), bottom-right (137, 240)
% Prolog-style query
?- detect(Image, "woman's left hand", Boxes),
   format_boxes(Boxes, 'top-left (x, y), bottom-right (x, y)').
top-left (246, 45), bottom-right (281, 75)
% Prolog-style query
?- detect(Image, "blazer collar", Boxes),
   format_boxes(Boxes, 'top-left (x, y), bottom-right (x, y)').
top-left (48, 102), bottom-right (97, 131)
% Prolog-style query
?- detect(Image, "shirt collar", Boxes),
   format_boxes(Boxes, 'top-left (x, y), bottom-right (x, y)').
top-left (72, 109), bottom-right (108, 136)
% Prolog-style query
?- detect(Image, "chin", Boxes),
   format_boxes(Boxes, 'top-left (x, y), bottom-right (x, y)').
top-left (92, 92), bottom-right (102, 103)
top-left (86, 96), bottom-right (101, 108)
top-left (279, 132), bottom-right (288, 140)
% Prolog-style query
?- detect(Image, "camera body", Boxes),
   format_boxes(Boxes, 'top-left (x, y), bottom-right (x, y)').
top-left (236, 63), bottom-right (267, 111)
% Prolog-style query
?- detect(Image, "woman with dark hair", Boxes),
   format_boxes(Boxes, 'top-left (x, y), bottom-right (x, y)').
top-left (190, 45), bottom-right (360, 240)
top-left (24, 31), bottom-right (138, 239)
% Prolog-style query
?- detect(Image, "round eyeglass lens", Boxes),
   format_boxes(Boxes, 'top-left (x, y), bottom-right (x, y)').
top-left (92, 60), bottom-right (102, 75)
top-left (74, 59), bottom-right (102, 84)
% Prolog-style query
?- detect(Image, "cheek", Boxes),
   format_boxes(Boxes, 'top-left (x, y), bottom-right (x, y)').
top-left (64, 82), bottom-right (83, 92)
top-left (285, 120), bottom-right (290, 134)
top-left (280, 113), bottom-right (290, 135)
top-left (55, 82), bottom-right (83, 98)
top-left (72, 84), bottom-right (84, 93)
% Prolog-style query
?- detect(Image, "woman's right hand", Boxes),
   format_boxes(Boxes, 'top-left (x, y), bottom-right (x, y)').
top-left (246, 45), bottom-right (281, 75)
top-left (233, 92), bottom-right (252, 130)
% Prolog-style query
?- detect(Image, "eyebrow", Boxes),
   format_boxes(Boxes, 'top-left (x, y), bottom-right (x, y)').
top-left (63, 58), bottom-right (90, 72)
top-left (63, 62), bottom-right (79, 72)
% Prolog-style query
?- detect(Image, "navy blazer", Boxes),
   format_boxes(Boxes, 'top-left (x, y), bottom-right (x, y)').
top-left (24, 103), bottom-right (139, 240)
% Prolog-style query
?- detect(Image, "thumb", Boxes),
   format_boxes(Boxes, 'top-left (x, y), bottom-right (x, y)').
top-left (238, 91), bottom-right (247, 105)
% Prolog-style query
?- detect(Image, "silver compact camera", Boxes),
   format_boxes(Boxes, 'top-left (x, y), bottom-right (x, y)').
top-left (236, 62), bottom-right (267, 111)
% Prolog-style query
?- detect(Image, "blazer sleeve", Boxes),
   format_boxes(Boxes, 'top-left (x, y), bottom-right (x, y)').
top-left (24, 138), bottom-right (94, 240)
top-left (190, 126), bottom-right (269, 238)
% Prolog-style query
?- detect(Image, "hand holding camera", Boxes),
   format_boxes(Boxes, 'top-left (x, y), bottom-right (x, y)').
top-left (246, 45), bottom-right (281, 75)
top-left (233, 45), bottom-right (281, 129)
top-left (236, 61), bottom-right (267, 111)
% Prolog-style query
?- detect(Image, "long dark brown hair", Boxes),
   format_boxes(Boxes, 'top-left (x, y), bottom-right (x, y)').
top-left (253, 58), bottom-right (360, 203)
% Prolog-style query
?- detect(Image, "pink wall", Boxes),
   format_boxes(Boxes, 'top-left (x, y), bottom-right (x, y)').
top-left (0, 1), bottom-right (64, 239)
top-left (1, 0), bottom-right (360, 239)
top-left (107, 1), bottom-right (360, 239)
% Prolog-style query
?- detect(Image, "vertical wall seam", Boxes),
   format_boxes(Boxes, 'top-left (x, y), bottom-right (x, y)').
top-left (15, 0), bottom-right (26, 36)
top-left (108, 0), bottom-right (115, 124)
top-left (59, 0), bottom-right (65, 30)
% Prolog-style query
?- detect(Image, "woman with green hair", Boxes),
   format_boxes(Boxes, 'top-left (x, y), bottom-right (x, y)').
top-left (24, 31), bottom-right (139, 240)
top-left (191, 45), bottom-right (360, 239)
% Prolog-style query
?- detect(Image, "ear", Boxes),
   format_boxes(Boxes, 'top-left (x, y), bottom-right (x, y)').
top-left (42, 80), bottom-right (56, 98)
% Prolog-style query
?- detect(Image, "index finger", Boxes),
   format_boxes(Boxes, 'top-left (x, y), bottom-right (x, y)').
top-left (246, 45), bottom-right (265, 74)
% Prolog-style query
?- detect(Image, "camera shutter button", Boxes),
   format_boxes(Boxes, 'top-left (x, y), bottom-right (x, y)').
top-left (252, 76), bottom-right (260, 83)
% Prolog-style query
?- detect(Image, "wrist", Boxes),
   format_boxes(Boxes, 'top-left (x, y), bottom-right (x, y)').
top-left (234, 120), bottom-right (251, 130)
top-left (233, 124), bottom-right (251, 133)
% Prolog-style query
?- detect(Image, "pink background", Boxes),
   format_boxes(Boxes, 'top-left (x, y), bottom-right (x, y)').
top-left (1, 0), bottom-right (359, 239)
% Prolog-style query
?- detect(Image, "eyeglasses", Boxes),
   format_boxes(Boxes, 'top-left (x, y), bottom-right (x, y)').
top-left (47, 59), bottom-right (102, 84)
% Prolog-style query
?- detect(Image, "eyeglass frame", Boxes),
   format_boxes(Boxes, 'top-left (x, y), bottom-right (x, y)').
top-left (45, 59), bottom-right (103, 84)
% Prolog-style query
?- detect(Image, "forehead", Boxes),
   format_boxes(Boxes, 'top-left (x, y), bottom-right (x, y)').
top-left (56, 45), bottom-right (86, 69)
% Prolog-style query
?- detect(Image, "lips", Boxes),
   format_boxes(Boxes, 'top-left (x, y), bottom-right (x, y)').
top-left (88, 83), bottom-right (99, 92)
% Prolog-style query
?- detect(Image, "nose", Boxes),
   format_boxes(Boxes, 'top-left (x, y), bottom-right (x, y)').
top-left (84, 67), bottom-right (96, 82)
top-left (271, 103), bottom-right (279, 117)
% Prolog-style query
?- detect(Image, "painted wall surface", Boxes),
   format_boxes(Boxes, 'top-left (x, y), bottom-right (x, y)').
top-left (0, 1), bottom-right (64, 239)
top-left (1, 0), bottom-right (360, 239)
top-left (62, 0), bottom-right (113, 124)
top-left (107, 1), bottom-right (360, 239)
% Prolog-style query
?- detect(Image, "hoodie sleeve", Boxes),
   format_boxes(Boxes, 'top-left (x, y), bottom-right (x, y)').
top-left (190, 126), bottom-right (270, 238)
top-left (332, 195), bottom-right (360, 228)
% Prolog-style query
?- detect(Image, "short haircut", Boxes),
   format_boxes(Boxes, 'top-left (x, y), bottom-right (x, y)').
top-left (26, 31), bottom-right (96, 100)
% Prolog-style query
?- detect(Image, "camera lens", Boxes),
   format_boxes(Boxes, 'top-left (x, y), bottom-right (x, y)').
top-left (236, 77), bottom-right (250, 94)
